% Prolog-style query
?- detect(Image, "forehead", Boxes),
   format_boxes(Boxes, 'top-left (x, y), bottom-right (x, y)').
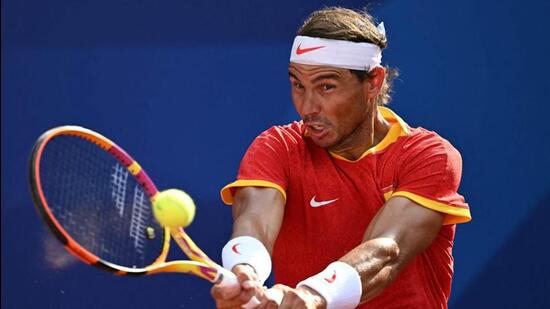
top-left (288, 62), bottom-right (352, 79)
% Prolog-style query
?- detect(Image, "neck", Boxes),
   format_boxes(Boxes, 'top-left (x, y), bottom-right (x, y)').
top-left (330, 106), bottom-right (392, 161)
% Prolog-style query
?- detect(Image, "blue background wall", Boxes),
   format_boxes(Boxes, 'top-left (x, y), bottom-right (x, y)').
top-left (2, 0), bottom-right (549, 308)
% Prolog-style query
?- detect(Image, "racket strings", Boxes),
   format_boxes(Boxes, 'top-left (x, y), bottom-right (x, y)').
top-left (39, 135), bottom-right (164, 268)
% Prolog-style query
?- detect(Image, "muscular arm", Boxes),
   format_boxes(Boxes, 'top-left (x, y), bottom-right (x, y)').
top-left (211, 187), bottom-right (285, 308)
top-left (230, 186), bottom-right (285, 254)
top-left (339, 196), bottom-right (444, 303)
top-left (260, 196), bottom-right (445, 309)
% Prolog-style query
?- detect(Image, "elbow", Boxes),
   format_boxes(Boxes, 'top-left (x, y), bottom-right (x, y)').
top-left (376, 237), bottom-right (407, 285)
top-left (377, 237), bottom-right (400, 262)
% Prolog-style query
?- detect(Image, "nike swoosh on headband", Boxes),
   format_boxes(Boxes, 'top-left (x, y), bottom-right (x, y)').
top-left (296, 43), bottom-right (326, 55)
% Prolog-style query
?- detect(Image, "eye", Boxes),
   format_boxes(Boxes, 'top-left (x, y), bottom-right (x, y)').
top-left (322, 84), bottom-right (335, 91)
top-left (293, 81), bottom-right (304, 90)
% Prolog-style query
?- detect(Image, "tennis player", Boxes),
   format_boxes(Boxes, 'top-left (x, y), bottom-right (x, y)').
top-left (211, 7), bottom-right (471, 309)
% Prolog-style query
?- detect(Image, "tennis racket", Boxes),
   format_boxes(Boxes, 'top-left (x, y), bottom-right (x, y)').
top-left (29, 125), bottom-right (260, 308)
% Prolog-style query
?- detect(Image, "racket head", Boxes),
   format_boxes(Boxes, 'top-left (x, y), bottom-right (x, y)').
top-left (29, 126), bottom-right (170, 275)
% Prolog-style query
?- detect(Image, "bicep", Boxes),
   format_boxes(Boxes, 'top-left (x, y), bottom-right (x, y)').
top-left (363, 196), bottom-right (444, 269)
top-left (231, 186), bottom-right (285, 254)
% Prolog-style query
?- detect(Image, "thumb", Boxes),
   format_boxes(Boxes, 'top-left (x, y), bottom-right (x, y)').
top-left (212, 267), bottom-right (242, 299)
top-left (234, 264), bottom-right (259, 283)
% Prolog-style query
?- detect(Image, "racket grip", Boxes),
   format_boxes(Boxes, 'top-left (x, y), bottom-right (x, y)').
top-left (216, 267), bottom-right (262, 309)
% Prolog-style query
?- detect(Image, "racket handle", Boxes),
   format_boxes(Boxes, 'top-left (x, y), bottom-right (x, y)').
top-left (216, 267), bottom-right (262, 309)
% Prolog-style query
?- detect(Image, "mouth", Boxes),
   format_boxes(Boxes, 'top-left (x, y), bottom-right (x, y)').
top-left (305, 123), bottom-right (329, 139)
top-left (308, 124), bottom-right (324, 132)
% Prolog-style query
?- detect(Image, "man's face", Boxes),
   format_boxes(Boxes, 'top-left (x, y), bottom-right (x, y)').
top-left (288, 63), bottom-right (373, 151)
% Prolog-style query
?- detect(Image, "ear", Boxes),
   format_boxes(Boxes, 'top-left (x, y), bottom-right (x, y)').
top-left (363, 66), bottom-right (386, 97)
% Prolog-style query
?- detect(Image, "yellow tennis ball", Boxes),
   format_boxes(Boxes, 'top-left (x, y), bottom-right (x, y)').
top-left (152, 189), bottom-right (196, 228)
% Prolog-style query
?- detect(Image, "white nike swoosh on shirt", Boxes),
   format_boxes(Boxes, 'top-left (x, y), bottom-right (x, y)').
top-left (310, 196), bottom-right (339, 208)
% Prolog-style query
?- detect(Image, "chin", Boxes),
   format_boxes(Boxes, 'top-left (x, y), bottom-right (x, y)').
top-left (310, 136), bottom-right (337, 149)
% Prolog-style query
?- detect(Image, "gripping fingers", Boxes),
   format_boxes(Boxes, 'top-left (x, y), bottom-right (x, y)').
top-left (215, 267), bottom-right (242, 298)
top-left (242, 296), bottom-right (261, 309)
top-left (215, 267), bottom-right (263, 308)
top-left (264, 288), bottom-right (284, 306)
top-left (240, 279), bottom-right (264, 308)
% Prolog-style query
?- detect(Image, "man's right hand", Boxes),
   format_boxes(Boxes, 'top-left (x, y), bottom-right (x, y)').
top-left (211, 264), bottom-right (264, 309)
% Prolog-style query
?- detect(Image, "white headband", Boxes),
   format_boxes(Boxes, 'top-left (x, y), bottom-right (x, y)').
top-left (289, 23), bottom-right (385, 71)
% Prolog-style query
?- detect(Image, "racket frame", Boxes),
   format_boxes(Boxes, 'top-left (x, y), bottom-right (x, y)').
top-left (28, 126), bottom-right (220, 281)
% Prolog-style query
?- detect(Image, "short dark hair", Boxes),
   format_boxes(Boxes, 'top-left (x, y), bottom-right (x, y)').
top-left (297, 7), bottom-right (399, 106)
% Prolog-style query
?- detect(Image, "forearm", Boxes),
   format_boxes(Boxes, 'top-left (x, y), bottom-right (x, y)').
top-left (263, 199), bottom-right (443, 308)
top-left (339, 237), bottom-right (400, 303)
top-left (337, 197), bottom-right (444, 304)
top-left (220, 187), bottom-right (285, 285)
top-left (294, 237), bottom-right (401, 309)
top-left (232, 214), bottom-right (278, 253)
top-left (230, 187), bottom-right (284, 253)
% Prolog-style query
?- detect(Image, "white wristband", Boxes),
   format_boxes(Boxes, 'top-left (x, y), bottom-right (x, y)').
top-left (297, 261), bottom-right (362, 309)
top-left (222, 236), bottom-right (272, 284)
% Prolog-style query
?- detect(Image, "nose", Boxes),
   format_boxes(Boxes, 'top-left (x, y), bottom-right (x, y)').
top-left (300, 90), bottom-right (320, 117)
